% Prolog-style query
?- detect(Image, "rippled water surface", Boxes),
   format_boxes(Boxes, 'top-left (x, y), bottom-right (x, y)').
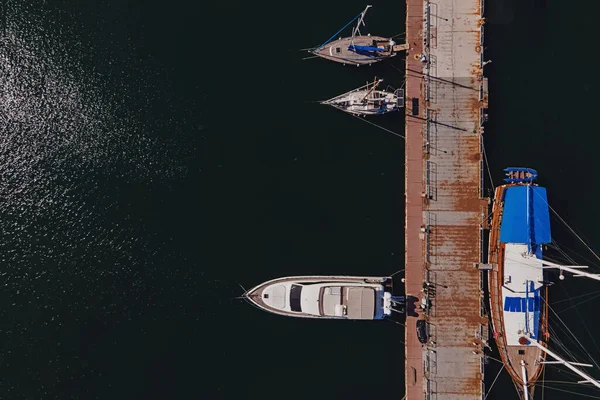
top-left (1, 2), bottom-right (200, 397)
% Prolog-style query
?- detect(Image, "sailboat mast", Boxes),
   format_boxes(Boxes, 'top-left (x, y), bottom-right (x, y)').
top-left (526, 184), bottom-right (532, 252)
top-left (539, 258), bottom-right (600, 281)
top-left (351, 5), bottom-right (372, 43)
top-left (520, 360), bottom-right (529, 400)
top-left (360, 78), bottom-right (381, 102)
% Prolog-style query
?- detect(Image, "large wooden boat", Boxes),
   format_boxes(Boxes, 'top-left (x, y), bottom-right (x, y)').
top-left (488, 167), bottom-right (550, 398)
top-left (488, 167), bottom-right (600, 399)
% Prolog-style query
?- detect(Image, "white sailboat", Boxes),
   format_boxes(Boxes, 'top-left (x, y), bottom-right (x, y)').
top-left (308, 5), bottom-right (408, 66)
top-left (321, 78), bottom-right (404, 117)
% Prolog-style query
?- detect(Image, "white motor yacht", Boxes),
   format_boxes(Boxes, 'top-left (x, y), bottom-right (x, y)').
top-left (243, 275), bottom-right (397, 320)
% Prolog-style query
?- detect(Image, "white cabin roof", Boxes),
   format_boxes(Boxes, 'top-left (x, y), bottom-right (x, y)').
top-left (501, 243), bottom-right (544, 346)
top-left (300, 285), bottom-right (322, 316)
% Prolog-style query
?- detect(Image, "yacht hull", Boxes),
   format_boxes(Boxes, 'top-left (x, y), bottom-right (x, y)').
top-left (244, 275), bottom-right (394, 320)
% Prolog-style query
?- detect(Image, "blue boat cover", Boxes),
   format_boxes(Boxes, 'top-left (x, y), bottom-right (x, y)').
top-left (348, 44), bottom-right (385, 52)
top-left (504, 167), bottom-right (538, 175)
top-left (503, 167), bottom-right (538, 183)
top-left (499, 185), bottom-right (551, 245)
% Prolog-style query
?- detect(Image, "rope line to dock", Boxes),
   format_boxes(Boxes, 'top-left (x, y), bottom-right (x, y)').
top-left (483, 364), bottom-right (505, 400)
top-left (385, 319), bottom-right (406, 343)
top-left (390, 268), bottom-right (405, 277)
top-left (348, 113), bottom-right (406, 139)
top-left (388, 65), bottom-right (408, 92)
top-left (390, 64), bottom-right (404, 76)
top-left (481, 137), bottom-right (494, 189)
top-left (486, 355), bottom-right (504, 364)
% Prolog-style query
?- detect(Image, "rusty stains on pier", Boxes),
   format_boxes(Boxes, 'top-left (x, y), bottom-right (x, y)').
top-left (404, 0), bottom-right (489, 398)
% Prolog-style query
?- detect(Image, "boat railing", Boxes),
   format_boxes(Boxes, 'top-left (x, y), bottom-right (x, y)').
top-left (479, 0), bottom-right (486, 129)
top-left (429, 347), bottom-right (438, 375)
top-left (425, 2), bottom-right (431, 82)
top-left (425, 0), bottom-right (432, 159)
top-left (425, 160), bottom-right (432, 201)
top-left (489, 267), bottom-right (512, 364)
top-left (481, 380), bottom-right (486, 400)
top-left (424, 211), bottom-right (432, 265)
top-left (425, 377), bottom-right (436, 400)
top-left (479, 142), bottom-right (484, 198)
top-left (425, 108), bottom-right (431, 155)
top-left (479, 272), bottom-right (487, 319)
top-left (479, 225), bottom-right (488, 319)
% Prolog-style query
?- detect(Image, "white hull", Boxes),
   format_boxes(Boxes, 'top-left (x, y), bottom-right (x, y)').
top-left (244, 275), bottom-right (394, 320)
top-left (321, 79), bottom-right (404, 116)
top-left (312, 36), bottom-right (396, 65)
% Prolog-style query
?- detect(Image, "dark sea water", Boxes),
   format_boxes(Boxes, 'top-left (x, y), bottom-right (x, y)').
top-left (1, 0), bottom-right (599, 399)
top-left (486, 1), bottom-right (600, 399)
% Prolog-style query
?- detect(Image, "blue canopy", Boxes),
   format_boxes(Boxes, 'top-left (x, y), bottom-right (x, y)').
top-left (504, 167), bottom-right (538, 174)
top-left (499, 185), bottom-right (551, 245)
top-left (503, 167), bottom-right (538, 183)
top-left (348, 44), bottom-right (385, 53)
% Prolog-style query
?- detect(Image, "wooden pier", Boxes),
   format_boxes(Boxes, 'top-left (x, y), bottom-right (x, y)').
top-left (404, 0), bottom-right (489, 398)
